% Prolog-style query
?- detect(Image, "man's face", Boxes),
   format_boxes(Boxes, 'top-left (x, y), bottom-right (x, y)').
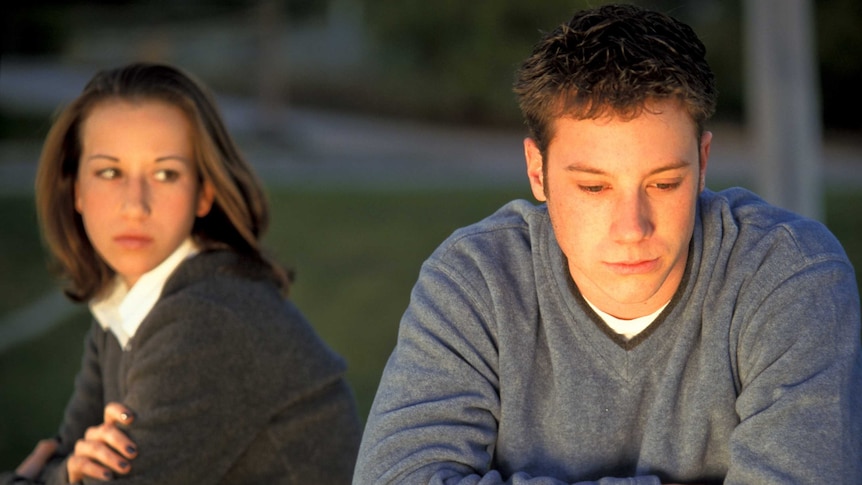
top-left (525, 99), bottom-right (711, 319)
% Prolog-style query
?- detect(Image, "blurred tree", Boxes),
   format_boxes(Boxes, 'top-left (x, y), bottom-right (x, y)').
top-left (359, 0), bottom-right (593, 125)
top-left (2, 2), bottom-right (75, 55)
top-left (817, 0), bottom-right (862, 132)
top-left (357, 0), bottom-right (749, 126)
top-left (3, 0), bottom-right (860, 132)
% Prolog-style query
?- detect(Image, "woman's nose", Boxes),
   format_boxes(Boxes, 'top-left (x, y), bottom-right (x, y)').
top-left (120, 177), bottom-right (151, 218)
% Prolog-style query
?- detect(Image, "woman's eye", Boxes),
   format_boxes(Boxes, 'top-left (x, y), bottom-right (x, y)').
top-left (96, 168), bottom-right (119, 180)
top-left (154, 170), bottom-right (180, 182)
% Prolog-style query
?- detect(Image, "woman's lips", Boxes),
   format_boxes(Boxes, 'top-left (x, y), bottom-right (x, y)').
top-left (114, 234), bottom-right (153, 249)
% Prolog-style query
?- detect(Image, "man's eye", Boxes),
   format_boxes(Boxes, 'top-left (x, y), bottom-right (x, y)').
top-left (579, 185), bottom-right (605, 193)
top-left (653, 182), bottom-right (681, 191)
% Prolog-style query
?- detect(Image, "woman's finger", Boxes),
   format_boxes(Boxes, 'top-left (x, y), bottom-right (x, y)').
top-left (15, 438), bottom-right (58, 479)
top-left (67, 453), bottom-right (115, 483)
top-left (83, 423), bottom-right (137, 461)
top-left (103, 401), bottom-right (135, 426)
top-left (74, 436), bottom-right (130, 473)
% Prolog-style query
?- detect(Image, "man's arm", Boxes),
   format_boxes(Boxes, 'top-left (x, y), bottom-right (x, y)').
top-left (354, 261), bottom-right (662, 485)
top-left (726, 258), bottom-right (862, 483)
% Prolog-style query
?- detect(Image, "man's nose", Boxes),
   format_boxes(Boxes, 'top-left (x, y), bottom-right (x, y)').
top-left (610, 190), bottom-right (652, 243)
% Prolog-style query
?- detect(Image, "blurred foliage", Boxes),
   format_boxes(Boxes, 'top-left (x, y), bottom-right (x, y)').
top-left (0, 111), bottom-right (52, 141)
top-left (816, 0), bottom-right (862, 133)
top-left (357, 0), bottom-right (580, 125)
top-left (354, 0), bottom-right (860, 131)
top-left (3, 3), bottom-right (70, 55)
top-left (355, 0), bottom-right (745, 125)
top-left (0, 311), bottom-right (90, 467)
top-left (0, 198), bottom-right (53, 314)
top-left (3, 0), bottom-right (860, 130)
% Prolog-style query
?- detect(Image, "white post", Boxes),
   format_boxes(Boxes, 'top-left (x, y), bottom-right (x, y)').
top-left (743, 0), bottom-right (823, 220)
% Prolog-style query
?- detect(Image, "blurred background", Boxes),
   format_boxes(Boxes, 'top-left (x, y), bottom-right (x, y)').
top-left (1, 0), bottom-right (860, 468)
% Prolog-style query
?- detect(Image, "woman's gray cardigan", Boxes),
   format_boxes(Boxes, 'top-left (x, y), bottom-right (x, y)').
top-left (9, 250), bottom-right (361, 484)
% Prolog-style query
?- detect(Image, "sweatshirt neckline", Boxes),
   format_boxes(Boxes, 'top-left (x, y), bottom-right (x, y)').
top-left (539, 209), bottom-right (700, 381)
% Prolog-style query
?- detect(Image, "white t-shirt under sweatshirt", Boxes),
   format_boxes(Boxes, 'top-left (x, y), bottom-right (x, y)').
top-left (584, 298), bottom-right (669, 340)
top-left (89, 238), bottom-right (198, 350)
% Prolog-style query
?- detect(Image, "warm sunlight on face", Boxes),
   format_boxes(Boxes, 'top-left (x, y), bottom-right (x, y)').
top-left (525, 99), bottom-right (711, 319)
top-left (75, 100), bottom-right (214, 288)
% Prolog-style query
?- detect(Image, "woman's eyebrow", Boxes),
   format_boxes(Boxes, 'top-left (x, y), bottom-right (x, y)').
top-left (83, 154), bottom-right (119, 163)
top-left (81, 154), bottom-right (192, 163)
top-left (155, 156), bottom-right (193, 164)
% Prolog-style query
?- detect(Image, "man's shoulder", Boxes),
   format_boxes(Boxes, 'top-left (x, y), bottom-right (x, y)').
top-left (701, 187), bottom-right (849, 265)
top-left (432, 199), bottom-right (547, 259)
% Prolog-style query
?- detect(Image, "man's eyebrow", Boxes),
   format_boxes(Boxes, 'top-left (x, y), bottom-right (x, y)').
top-left (646, 160), bottom-right (693, 176)
top-left (564, 159), bottom-right (693, 176)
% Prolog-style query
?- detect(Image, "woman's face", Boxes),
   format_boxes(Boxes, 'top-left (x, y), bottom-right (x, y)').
top-left (75, 99), bottom-right (214, 288)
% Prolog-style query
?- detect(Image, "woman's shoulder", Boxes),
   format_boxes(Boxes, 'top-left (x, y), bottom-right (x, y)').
top-left (133, 250), bottom-right (346, 391)
top-left (151, 250), bottom-right (306, 336)
top-left (165, 249), bottom-right (280, 292)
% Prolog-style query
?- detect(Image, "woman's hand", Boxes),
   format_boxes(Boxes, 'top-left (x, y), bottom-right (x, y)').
top-left (66, 402), bottom-right (138, 483)
top-left (15, 438), bottom-right (58, 479)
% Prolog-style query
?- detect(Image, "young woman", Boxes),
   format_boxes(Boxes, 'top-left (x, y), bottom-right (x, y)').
top-left (2, 62), bottom-right (361, 484)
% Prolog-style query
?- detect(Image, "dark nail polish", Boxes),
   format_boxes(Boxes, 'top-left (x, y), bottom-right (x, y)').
top-left (126, 446), bottom-right (137, 454)
top-left (104, 471), bottom-right (113, 479)
top-left (119, 461), bottom-right (129, 469)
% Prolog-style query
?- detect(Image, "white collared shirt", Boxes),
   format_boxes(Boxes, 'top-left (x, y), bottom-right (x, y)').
top-left (584, 297), bottom-right (670, 341)
top-left (90, 238), bottom-right (199, 350)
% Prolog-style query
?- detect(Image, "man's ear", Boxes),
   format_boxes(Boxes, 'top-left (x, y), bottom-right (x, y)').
top-left (698, 131), bottom-right (712, 192)
top-left (525, 137), bottom-right (547, 202)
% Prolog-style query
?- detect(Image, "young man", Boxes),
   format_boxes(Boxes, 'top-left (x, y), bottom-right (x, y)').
top-left (353, 4), bottom-right (862, 484)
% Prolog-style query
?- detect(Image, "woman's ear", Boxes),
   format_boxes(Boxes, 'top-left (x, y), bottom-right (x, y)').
top-left (74, 180), bottom-right (82, 214)
top-left (196, 180), bottom-right (215, 218)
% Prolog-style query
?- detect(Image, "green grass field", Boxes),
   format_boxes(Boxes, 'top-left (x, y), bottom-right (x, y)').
top-left (0, 187), bottom-right (528, 467)
top-left (1, 187), bottom-right (859, 469)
